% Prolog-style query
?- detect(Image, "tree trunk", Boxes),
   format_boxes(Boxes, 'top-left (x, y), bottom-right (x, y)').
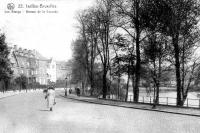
top-left (117, 74), bottom-right (120, 99)
top-left (90, 82), bottom-right (94, 96)
top-left (125, 60), bottom-right (131, 102)
top-left (173, 35), bottom-right (183, 106)
top-left (155, 78), bottom-right (160, 104)
top-left (153, 60), bottom-right (157, 106)
top-left (102, 61), bottom-right (108, 98)
top-left (90, 65), bottom-right (94, 96)
top-left (90, 38), bottom-right (95, 96)
top-left (134, 36), bottom-right (140, 102)
top-left (125, 72), bottom-right (130, 102)
top-left (133, 0), bottom-right (140, 102)
top-left (102, 70), bottom-right (107, 99)
top-left (156, 45), bottom-right (162, 104)
top-left (81, 81), bottom-right (84, 95)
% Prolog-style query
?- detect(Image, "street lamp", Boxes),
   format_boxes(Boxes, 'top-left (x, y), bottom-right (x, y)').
top-left (68, 74), bottom-right (71, 90)
top-left (65, 77), bottom-right (68, 96)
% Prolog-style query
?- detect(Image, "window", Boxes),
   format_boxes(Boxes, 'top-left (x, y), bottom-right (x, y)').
top-left (29, 70), bottom-right (31, 75)
top-left (36, 78), bottom-right (39, 82)
top-left (35, 70), bottom-right (38, 75)
top-left (26, 70), bottom-right (29, 76)
top-left (31, 70), bottom-right (34, 75)
top-left (39, 78), bottom-right (42, 84)
top-left (27, 62), bottom-right (30, 67)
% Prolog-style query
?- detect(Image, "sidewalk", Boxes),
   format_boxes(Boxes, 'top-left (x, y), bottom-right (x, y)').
top-left (0, 89), bottom-right (43, 99)
top-left (0, 91), bottom-right (20, 99)
top-left (65, 94), bottom-right (200, 117)
top-left (0, 88), bottom-right (64, 99)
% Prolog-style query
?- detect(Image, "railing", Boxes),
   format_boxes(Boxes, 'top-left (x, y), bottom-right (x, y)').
top-left (107, 94), bottom-right (200, 108)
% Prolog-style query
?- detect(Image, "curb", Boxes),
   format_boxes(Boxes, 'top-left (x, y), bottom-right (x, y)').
top-left (62, 95), bottom-right (200, 118)
top-left (0, 90), bottom-right (35, 100)
top-left (98, 98), bottom-right (200, 110)
top-left (0, 90), bottom-right (47, 100)
top-left (0, 93), bottom-right (18, 100)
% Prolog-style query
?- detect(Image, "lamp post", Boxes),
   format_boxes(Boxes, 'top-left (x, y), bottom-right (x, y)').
top-left (65, 77), bottom-right (68, 96)
top-left (69, 74), bottom-right (71, 90)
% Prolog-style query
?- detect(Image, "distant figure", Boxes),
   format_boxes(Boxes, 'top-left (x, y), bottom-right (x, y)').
top-left (69, 88), bottom-right (72, 94)
top-left (45, 86), bottom-right (56, 111)
top-left (75, 88), bottom-right (80, 96)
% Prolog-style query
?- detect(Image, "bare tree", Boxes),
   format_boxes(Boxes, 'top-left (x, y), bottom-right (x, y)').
top-left (111, 34), bottom-right (136, 101)
top-left (148, 0), bottom-right (200, 106)
top-left (93, 0), bottom-right (115, 98)
top-left (71, 39), bottom-right (88, 94)
top-left (112, 0), bottom-right (157, 102)
top-left (143, 33), bottom-right (170, 105)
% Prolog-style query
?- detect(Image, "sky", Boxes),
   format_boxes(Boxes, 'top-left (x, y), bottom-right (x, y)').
top-left (0, 0), bottom-right (94, 61)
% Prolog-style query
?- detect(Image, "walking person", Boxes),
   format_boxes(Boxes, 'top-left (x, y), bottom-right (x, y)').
top-left (75, 88), bottom-right (80, 96)
top-left (69, 88), bottom-right (72, 94)
top-left (45, 86), bottom-right (56, 111)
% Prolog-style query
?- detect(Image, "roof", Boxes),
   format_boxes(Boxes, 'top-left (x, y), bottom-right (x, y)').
top-left (34, 50), bottom-right (48, 61)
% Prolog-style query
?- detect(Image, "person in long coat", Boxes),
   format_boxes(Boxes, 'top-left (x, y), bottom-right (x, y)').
top-left (45, 86), bottom-right (56, 111)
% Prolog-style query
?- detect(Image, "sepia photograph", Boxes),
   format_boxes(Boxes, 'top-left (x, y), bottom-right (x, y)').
top-left (0, 0), bottom-right (200, 132)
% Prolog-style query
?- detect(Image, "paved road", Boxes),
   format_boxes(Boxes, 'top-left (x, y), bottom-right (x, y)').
top-left (0, 91), bottom-right (200, 133)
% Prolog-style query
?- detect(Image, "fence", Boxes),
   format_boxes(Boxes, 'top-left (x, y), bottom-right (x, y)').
top-left (107, 94), bottom-right (200, 108)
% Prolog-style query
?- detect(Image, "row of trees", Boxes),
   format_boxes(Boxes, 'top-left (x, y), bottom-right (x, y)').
top-left (13, 75), bottom-right (41, 91)
top-left (71, 0), bottom-right (200, 106)
top-left (0, 33), bottom-right (13, 92)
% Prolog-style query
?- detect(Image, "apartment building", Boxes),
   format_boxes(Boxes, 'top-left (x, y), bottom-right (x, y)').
top-left (9, 45), bottom-right (38, 84)
top-left (9, 45), bottom-right (69, 85)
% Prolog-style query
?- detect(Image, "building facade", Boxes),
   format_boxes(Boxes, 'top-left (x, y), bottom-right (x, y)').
top-left (9, 45), bottom-right (38, 84)
top-left (9, 45), bottom-right (69, 86)
top-left (47, 58), bottom-right (57, 83)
